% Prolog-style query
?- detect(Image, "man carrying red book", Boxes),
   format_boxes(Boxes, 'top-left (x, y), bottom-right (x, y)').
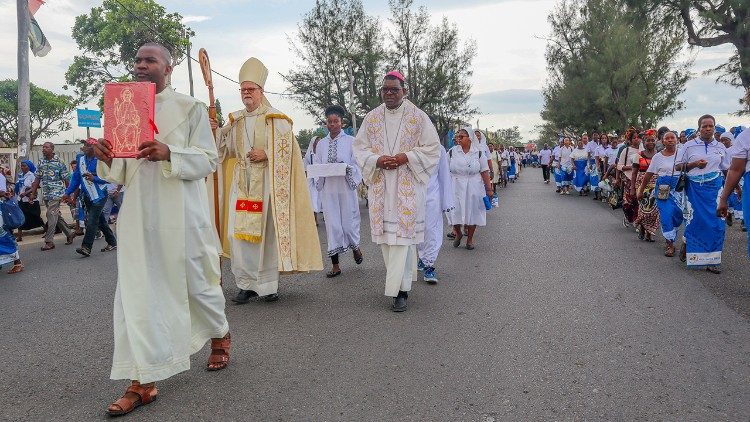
top-left (91, 42), bottom-right (231, 416)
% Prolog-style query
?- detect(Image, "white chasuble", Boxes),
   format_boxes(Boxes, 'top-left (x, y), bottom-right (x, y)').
top-left (353, 100), bottom-right (441, 246)
top-left (98, 88), bottom-right (228, 383)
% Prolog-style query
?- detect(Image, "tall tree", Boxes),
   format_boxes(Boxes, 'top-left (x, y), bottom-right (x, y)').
top-left (388, 0), bottom-right (478, 140)
top-left (623, 0), bottom-right (750, 112)
top-left (495, 126), bottom-right (522, 145)
top-left (541, 0), bottom-right (689, 133)
top-left (0, 80), bottom-right (77, 146)
top-left (283, 0), bottom-right (386, 127)
top-left (214, 98), bottom-right (226, 127)
top-left (285, 0), bottom-right (478, 142)
top-left (65, 0), bottom-right (192, 102)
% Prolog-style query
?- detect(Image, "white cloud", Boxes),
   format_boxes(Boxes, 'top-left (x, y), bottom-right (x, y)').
top-left (181, 15), bottom-right (212, 24)
top-left (0, 0), bottom-right (743, 144)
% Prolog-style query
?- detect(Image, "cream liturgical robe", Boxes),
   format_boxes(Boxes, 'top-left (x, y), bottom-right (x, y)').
top-left (354, 100), bottom-right (440, 297)
top-left (214, 104), bottom-right (322, 295)
top-left (354, 99), bottom-right (441, 246)
top-left (98, 87), bottom-right (228, 384)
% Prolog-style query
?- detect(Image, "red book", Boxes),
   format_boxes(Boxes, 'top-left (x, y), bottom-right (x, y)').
top-left (103, 82), bottom-right (156, 158)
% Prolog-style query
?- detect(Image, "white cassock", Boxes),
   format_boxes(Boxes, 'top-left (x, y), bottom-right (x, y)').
top-left (417, 148), bottom-right (455, 268)
top-left (98, 88), bottom-right (228, 384)
top-left (448, 145), bottom-right (489, 226)
top-left (314, 132), bottom-right (362, 257)
top-left (303, 143), bottom-right (322, 213)
top-left (354, 100), bottom-right (441, 297)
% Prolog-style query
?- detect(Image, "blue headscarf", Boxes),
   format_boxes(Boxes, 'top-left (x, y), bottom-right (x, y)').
top-left (684, 128), bottom-right (696, 139)
top-left (715, 125), bottom-right (726, 134)
top-left (733, 126), bottom-right (747, 138)
top-left (22, 160), bottom-right (36, 174)
top-left (15, 160), bottom-right (36, 196)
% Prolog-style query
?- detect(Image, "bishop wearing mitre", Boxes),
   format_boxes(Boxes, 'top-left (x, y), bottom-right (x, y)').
top-left (210, 58), bottom-right (322, 304)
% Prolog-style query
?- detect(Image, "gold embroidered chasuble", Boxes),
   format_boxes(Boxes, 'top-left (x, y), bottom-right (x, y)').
top-left (213, 105), bottom-right (322, 274)
top-left (353, 100), bottom-right (441, 246)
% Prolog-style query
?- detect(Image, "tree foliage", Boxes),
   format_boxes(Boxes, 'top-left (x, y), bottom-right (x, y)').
top-left (296, 128), bottom-right (327, 151)
top-left (0, 80), bottom-right (77, 146)
top-left (283, 0), bottom-right (385, 128)
top-left (541, 0), bottom-right (690, 134)
top-left (65, 0), bottom-right (192, 102)
top-left (284, 0), bottom-right (478, 140)
top-left (494, 126), bottom-right (522, 145)
top-left (214, 98), bottom-right (226, 127)
top-left (622, 0), bottom-right (750, 113)
top-left (387, 0), bottom-right (478, 139)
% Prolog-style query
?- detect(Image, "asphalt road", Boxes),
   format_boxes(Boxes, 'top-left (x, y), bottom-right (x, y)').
top-left (1, 167), bottom-right (748, 421)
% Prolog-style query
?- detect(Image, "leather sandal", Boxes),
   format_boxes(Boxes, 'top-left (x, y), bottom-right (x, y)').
top-left (65, 234), bottom-right (74, 245)
top-left (665, 242), bottom-right (675, 257)
top-left (353, 249), bottom-right (363, 265)
top-left (207, 333), bottom-right (231, 371)
top-left (7, 263), bottom-right (24, 274)
top-left (326, 270), bottom-right (342, 278)
top-left (452, 233), bottom-right (462, 248)
top-left (106, 381), bottom-right (158, 416)
top-left (679, 243), bottom-right (687, 263)
top-left (41, 243), bottom-right (55, 251)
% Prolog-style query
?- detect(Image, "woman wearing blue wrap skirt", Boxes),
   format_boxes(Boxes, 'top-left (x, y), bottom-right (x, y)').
top-left (0, 172), bottom-right (24, 274)
top-left (676, 115), bottom-right (730, 273)
top-left (571, 140), bottom-right (589, 196)
top-left (638, 131), bottom-right (682, 256)
top-left (718, 126), bottom-right (750, 258)
top-left (557, 138), bottom-right (574, 195)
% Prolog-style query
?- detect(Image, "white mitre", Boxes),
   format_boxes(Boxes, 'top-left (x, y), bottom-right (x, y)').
top-left (239, 57), bottom-right (271, 106)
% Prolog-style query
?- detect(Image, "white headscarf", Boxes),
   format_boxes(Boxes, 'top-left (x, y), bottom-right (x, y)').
top-left (719, 132), bottom-right (734, 142)
top-left (462, 126), bottom-right (480, 150)
top-left (474, 129), bottom-right (488, 145)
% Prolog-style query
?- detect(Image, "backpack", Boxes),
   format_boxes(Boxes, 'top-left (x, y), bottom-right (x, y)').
top-left (1, 197), bottom-right (26, 231)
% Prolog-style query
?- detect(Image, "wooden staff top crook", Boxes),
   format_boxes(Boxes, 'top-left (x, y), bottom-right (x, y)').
top-left (198, 48), bottom-right (216, 114)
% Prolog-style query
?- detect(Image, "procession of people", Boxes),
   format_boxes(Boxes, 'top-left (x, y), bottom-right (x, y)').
top-left (0, 35), bottom-right (746, 418)
top-left (542, 118), bottom-right (749, 274)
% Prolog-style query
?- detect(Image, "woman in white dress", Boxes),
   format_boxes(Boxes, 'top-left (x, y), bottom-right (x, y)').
top-left (448, 127), bottom-right (493, 250)
top-left (313, 106), bottom-right (363, 277)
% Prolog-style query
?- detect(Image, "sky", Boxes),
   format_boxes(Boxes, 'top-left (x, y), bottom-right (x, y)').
top-left (0, 0), bottom-right (746, 143)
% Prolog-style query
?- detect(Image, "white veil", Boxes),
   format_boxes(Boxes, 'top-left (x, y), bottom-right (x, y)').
top-left (462, 126), bottom-right (480, 149)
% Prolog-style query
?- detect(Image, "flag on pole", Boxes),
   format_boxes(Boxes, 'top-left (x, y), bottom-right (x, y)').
top-left (29, 17), bottom-right (51, 57)
top-left (27, 0), bottom-right (51, 57)
top-left (28, 0), bottom-right (44, 16)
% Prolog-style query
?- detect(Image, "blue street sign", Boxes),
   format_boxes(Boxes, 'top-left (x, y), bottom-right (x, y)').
top-left (76, 109), bottom-right (101, 128)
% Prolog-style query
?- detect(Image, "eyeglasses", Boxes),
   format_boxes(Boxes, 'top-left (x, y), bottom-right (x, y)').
top-left (380, 87), bottom-right (402, 94)
top-left (239, 87), bottom-right (262, 94)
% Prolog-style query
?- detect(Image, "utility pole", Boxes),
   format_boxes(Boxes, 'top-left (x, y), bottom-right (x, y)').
top-left (347, 61), bottom-right (357, 134)
top-left (16, 0), bottom-right (31, 161)
top-left (186, 33), bottom-right (194, 97)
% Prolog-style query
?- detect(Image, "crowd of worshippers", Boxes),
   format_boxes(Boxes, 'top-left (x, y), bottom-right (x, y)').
top-left (537, 117), bottom-right (749, 274)
top-left (0, 141), bottom-right (123, 274)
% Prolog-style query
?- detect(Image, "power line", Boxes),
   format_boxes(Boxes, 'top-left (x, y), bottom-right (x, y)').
top-left (110, 0), bottom-right (295, 97)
